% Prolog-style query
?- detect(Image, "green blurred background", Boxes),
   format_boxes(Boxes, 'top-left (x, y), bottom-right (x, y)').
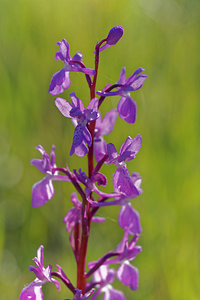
top-left (0, 0), bottom-right (199, 299)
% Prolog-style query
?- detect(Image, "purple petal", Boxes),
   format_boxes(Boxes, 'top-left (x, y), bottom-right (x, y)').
top-left (32, 177), bottom-right (54, 208)
top-left (92, 265), bottom-right (115, 284)
top-left (126, 67), bottom-right (145, 85)
top-left (113, 167), bottom-right (140, 198)
top-left (19, 281), bottom-right (43, 300)
top-left (107, 143), bottom-right (119, 163)
top-left (94, 137), bottom-right (107, 162)
top-left (31, 248), bottom-right (43, 269)
top-left (49, 69), bottom-right (70, 95)
top-left (85, 98), bottom-right (99, 121)
top-left (130, 172), bottom-right (143, 194)
top-left (95, 114), bottom-right (103, 137)
top-left (56, 39), bottom-right (71, 62)
top-left (119, 135), bottom-right (142, 162)
top-left (70, 142), bottom-right (88, 157)
top-left (80, 125), bottom-right (92, 146)
top-left (31, 146), bottom-right (51, 174)
top-left (130, 74), bottom-right (147, 91)
top-left (72, 51), bottom-right (83, 62)
top-left (70, 125), bottom-right (91, 157)
top-left (127, 245), bottom-right (142, 261)
top-left (113, 233), bottom-right (142, 262)
top-left (55, 97), bottom-right (73, 118)
top-left (117, 96), bottom-right (137, 124)
top-left (102, 285), bottom-right (126, 300)
top-left (118, 204), bottom-right (142, 234)
top-left (92, 172), bottom-right (107, 187)
top-left (70, 92), bottom-right (85, 112)
top-left (31, 158), bottom-right (46, 174)
top-left (96, 109), bottom-right (118, 137)
top-left (31, 265), bottom-right (52, 284)
top-left (62, 72), bottom-right (71, 89)
top-left (37, 245), bottom-right (44, 265)
top-left (35, 145), bottom-right (46, 155)
top-left (117, 261), bottom-right (139, 290)
top-left (29, 266), bottom-right (45, 280)
top-left (55, 50), bottom-right (64, 61)
top-left (118, 67), bottom-right (126, 85)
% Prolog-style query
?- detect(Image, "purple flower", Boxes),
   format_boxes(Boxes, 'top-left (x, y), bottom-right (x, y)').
top-left (90, 265), bottom-right (125, 300)
top-left (94, 109), bottom-right (118, 162)
top-left (31, 145), bottom-right (70, 207)
top-left (107, 134), bottom-right (142, 165)
top-left (55, 93), bottom-right (99, 156)
top-left (98, 26), bottom-right (124, 52)
top-left (117, 261), bottom-right (139, 290)
top-left (118, 202), bottom-right (142, 234)
top-left (64, 192), bottom-right (105, 232)
top-left (19, 246), bottom-right (60, 300)
top-left (87, 232), bottom-right (141, 292)
top-left (106, 135), bottom-right (142, 200)
top-left (112, 232), bottom-right (142, 263)
top-left (95, 109), bottom-right (118, 140)
top-left (97, 67), bottom-right (147, 124)
top-left (107, 232), bottom-right (141, 291)
top-left (113, 167), bottom-right (142, 199)
top-left (115, 233), bottom-right (141, 290)
top-left (49, 39), bottom-right (95, 95)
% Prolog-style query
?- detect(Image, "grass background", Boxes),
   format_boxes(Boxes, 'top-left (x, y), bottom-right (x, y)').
top-left (0, 0), bottom-right (199, 299)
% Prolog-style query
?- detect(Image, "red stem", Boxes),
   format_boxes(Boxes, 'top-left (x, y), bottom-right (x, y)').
top-left (76, 39), bottom-right (107, 293)
top-left (74, 223), bottom-right (81, 262)
top-left (76, 40), bottom-right (105, 293)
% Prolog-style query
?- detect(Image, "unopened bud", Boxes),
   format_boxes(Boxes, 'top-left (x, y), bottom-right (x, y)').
top-left (107, 26), bottom-right (124, 45)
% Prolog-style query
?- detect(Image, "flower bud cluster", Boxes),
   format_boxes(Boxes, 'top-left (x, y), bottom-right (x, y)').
top-left (19, 26), bottom-right (147, 300)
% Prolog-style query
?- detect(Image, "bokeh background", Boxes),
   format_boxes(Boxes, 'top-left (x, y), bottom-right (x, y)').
top-left (0, 0), bottom-right (199, 299)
